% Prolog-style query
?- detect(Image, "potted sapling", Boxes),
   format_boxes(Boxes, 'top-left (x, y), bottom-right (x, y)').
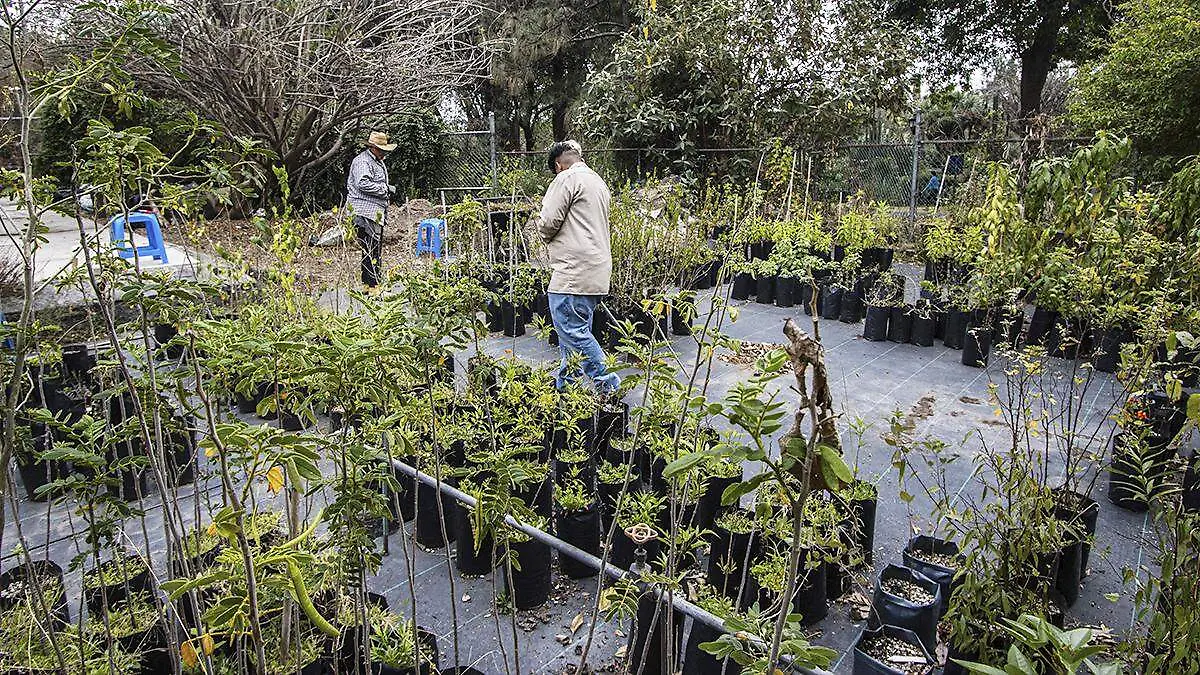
top-left (852, 624), bottom-right (934, 675)
top-left (706, 509), bottom-right (761, 610)
top-left (597, 459), bottom-right (640, 531)
top-left (506, 514), bottom-right (554, 609)
top-left (863, 273), bottom-right (903, 342)
top-left (555, 478), bottom-right (601, 578)
top-left (610, 490), bottom-right (665, 570)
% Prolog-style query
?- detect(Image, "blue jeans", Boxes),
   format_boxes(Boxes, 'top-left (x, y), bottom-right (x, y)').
top-left (548, 293), bottom-right (620, 394)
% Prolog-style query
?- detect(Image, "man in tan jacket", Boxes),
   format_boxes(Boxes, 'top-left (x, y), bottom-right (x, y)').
top-left (537, 140), bottom-right (620, 394)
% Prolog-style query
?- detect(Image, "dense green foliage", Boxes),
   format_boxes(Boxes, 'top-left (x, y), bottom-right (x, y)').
top-left (1070, 0), bottom-right (1200, 176)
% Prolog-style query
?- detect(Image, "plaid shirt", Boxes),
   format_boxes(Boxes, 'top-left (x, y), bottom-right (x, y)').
top-left (344, 149), bottom-right (390, 223)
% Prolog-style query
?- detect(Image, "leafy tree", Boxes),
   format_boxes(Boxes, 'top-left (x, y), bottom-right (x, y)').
top-left (581, 0), bottom-right (912, 157)
top-left (892, 0), bottom-right (1112, 125)
top-left (458, 0), bottom-right (632, 150)
top-left (1069, 0), bottom-right (1200, 175)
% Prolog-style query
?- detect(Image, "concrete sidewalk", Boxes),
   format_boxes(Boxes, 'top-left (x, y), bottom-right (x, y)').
top-left (1, 199), bottom-right (220, 310)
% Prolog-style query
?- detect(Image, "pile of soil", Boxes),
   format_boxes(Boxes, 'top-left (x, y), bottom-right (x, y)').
top-left (162, 199), bottom-right (438, 291)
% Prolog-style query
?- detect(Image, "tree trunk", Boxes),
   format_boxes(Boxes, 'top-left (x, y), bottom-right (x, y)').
top-left (552, 101), bottom-right (569, 142)
top-left (1017, 0), bottom-right (1066, 125)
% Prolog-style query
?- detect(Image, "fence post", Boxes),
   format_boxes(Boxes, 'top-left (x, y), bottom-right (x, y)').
top-left (488, 111), bottom-right (498, 191)
top-left (908, 108), bottom-right (921, 230)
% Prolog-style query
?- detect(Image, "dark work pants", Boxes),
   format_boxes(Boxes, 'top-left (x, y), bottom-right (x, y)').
top-left (353, 215), bottom-right (382, 287)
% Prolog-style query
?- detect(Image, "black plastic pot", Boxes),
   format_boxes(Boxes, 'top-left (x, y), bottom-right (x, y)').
top-left (554, 456), bottom-right (595, 490)
top-left (869, 564), bottom-right (941, 654)
top-left (0, 560), bottom-right (69, 625)
top-left (901, 535), bottom-right (962, 618)
top-left (1026, 306), bottom-right (1059, 348)
top-left (962, 310), bottom-right (993, 368)
top-left (1053, 487), bottom-right (1100, 573)
top-left (697, 474), bottom-right (741, 531)
top-left (799, 282), bottom-right (816, 315)
top-left (1090, 325), bottom-right (1130, 374)
top-left (849, 491), bottom-right (878, 567)
top-left (83, 555), bottom-right (152, 615)
top-left (1053, 507), bottom-right (1085, 607)
top-left (598, 477), bottom-right (640, 531)
top-left (909, 312), bottom-right (937, 347)
top-left (863, 306), bottom-right (889, 341)
top-left (731, 273), bottom-right (755, 301)
top-left (414, 477), bottom-right (458, 549)
top-left (682, 617), bottom-right (743, 675)
top-left (1184, 453), bottom-right (1200, 513)
top-left (1156, 342), bottom-right (1200, 387)
top-left (453, 504), bottom-right (494, 577)
top-left (820, 285), bottom-right (843, 320)
top-left (485, 301), bottom-right (504, 333)
top-left (706, 516), bottom-right (761, 610)
top-left (670, 302), bottom-right (694, 336)
top-left (943, 308), bottom-right (968, 350)
top-left (887, 306), bottom-right (912, 344)
top-left (839, 282), bottom-right (865, 323)
top-left (509, 537), bottom-right (553, 609)
top-left (154, 323), bottom-right (185, 361)
top-left (1107, 430), bottom-right (1175, 511)
top-left (754, 276), bottom-right (776, 304)
top-left (1048, 317), bottom-right (1089, 360)
top-left (595, 402), bottom-right (629, 462)
top-left (628, 591), bottom-right (683, 675)
top-left (758, 551), bottom-right (826, 625)
top-left (775, 276), bottom-right (798, 308)
top-left (515, 475), bottom-right (554, 520)
top-left (852, 625), bottom-right (934, 675)
top-left (500, 301), bottom-right (526, 337)
top-left (750, 241), bottom-right (774, 261)
top-left (61, 342), bottom-right (97, 378)
top-left (556, 506), bottom-right (601, 578)
top-left (16, 425), bottom-right (67, 502)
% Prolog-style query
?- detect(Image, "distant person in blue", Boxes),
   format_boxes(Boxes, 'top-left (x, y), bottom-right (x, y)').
top-left (345, 131), bottom-right (397, 289)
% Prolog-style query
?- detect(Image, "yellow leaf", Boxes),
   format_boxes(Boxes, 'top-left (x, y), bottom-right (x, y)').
top-left (570, 613), bottom-right (584, 634)
top-left (181, 641), bottom-right (198, 669)
top-left (200, 633), bottom-right (215, 655)
top-left (266, 466), bottom-right (285, 494)
top-left (205, 446), bottom-right (218, 458)
top-left (206, 524), bottom-right (217, 537)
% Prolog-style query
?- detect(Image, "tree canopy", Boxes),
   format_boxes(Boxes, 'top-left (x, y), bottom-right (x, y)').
top-left (580, 0), bottom-right (913, 153)
top-left (1070, 0), bottom-right (1200, 175)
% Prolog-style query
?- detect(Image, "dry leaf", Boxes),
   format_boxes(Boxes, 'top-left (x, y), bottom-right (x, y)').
top-left (180, 642), bottom-right (198, 669)
top-left (462, 593), bottom-right (471, 603)
top-left (614, 645), bottom-right (627, 660)
top-left (200, 633), bottom-right (215, 655)
top-left (266, 466), bottom-right (285, 494)
top-left (555, 633), bottom-right (570, 645)
top-left (615, 629), bottom-right (625, 638)
top-left (569, 613), bottom-right (584, 634)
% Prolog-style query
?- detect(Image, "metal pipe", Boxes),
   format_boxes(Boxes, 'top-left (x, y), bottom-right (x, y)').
top-left (388, 457), bottom-right (830, 675)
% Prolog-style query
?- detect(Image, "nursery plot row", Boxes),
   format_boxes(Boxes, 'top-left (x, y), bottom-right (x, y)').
top-left (3, 286), bottom-right (1164, 674)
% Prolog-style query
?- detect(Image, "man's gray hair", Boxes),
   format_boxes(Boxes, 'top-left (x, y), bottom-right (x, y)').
top-left (547, 140), bottom-right (583, 172)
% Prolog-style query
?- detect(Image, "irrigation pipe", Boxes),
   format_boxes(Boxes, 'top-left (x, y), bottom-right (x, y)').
top-left (388, 456), bottom-right (831, 675)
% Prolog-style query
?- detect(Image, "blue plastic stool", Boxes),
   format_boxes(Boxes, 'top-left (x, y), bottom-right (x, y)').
top-left (415, 218), bottom-right (445, 258)
top-left (110, 212), bottom-right (169, 263)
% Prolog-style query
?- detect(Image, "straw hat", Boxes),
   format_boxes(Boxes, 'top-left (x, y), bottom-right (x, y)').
top-left (366, 131), bottom-right (397, 152)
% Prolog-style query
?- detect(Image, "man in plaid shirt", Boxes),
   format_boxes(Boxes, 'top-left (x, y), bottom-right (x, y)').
top-left (345, 131), bottom-right (397, 288)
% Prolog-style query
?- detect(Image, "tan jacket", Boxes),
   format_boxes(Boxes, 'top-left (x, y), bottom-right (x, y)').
top-left (537, 162), bottom-right (612, 295)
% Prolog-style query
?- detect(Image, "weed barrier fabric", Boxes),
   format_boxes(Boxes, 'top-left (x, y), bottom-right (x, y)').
top-left (556, 507), bottom-right (601, 578)
top-left (869, 564), bottom-right (941, 653)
